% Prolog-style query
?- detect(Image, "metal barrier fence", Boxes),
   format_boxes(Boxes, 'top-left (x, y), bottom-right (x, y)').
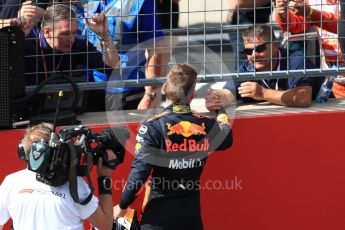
top-left (0, 0), bottom-right (344, 96)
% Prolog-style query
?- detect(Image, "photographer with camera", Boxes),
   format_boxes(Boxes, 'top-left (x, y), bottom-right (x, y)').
top-left (0, 123), bottom-right (117, 230)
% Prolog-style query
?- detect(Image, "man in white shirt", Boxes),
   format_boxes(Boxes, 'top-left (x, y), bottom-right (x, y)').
top-left (0, 123), bottom-right (116, 230)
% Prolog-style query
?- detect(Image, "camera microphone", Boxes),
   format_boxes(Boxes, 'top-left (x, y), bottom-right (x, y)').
top-left (52, 91), bottom-right (63, 132)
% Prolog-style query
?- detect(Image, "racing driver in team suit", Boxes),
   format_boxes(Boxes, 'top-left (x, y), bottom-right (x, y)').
top-left (113, 64), bottom-right (233, 230)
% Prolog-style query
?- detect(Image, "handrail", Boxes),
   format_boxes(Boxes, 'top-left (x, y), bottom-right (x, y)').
top-left (162, 23), bottom-right (281, 36)
top-left (25, 67), bottom-right (345, 93)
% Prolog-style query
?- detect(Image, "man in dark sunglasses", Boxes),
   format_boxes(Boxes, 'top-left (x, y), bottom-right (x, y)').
top-left (206, 24), bottom-right (322, 109)
top-left (243, 42), bottom-right (270, 56)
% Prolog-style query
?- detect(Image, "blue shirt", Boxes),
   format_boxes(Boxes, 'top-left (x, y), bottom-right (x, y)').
top-left (77, 0), bottom-right (164, 93)
top-left (224, 49), bottom-right (316, 103)
top-left (25, 28), bottom-right (111, 85)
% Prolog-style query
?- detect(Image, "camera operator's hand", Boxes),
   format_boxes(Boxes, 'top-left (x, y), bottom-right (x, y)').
top-left (113, 204), bottom-right (127, 220)
top-left (97, 149), bottom-right (116, 177)
top-left (88, 149), bottom-right (116, 230)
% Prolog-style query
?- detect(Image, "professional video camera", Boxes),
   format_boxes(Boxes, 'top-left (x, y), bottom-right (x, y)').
top-left (21, 125), bottom-right (129, 204)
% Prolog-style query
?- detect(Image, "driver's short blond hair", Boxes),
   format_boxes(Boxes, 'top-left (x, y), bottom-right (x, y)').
top-left (165, 64), bottom-right (197, 104)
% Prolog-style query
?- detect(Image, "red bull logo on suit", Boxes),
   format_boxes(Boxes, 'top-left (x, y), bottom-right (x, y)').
top-left (165, 138), bottom-right (209, 152)
top-left (165, 121), bottom-right (209, 152)
top-left (166, 121), bottom-right (206, 137)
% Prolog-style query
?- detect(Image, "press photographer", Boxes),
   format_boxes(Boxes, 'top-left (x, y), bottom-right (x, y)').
top-left (0, 122), bottom-right (129, 230)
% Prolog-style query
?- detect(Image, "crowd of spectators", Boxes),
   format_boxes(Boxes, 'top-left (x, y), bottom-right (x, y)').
top-left (275, 0), bottom-right (345, 98)
top-left (0, 0), bottom-right (344, 117)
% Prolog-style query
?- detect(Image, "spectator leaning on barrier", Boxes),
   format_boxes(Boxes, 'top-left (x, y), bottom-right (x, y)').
top-left (0, 123), bottom-right (116, 230)
top-left (23, 4), bottom-right (119, 85)
top-left (18, 4), bottom-right (119, 113)
top-left (113, 64), bottom-right (233, 230)
top-left (275, 0), bottom-right (345, 98)
top-left (76, 0), bottom-right (166, 111)
top-left (206, 24), bottom-right (321, 109)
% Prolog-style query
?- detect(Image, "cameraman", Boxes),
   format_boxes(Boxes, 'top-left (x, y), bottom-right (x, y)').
top-left (0, 123), bottom-right (115, 230)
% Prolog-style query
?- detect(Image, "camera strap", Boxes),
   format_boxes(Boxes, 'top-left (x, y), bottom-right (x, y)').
top-left (67, 140), bottom-right (95, 205)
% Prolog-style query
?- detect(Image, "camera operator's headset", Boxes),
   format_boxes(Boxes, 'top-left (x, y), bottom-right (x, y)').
top-left (17, 124), bottom-right (95, 205)
top-left (17, 123), bottom-right (53, 161)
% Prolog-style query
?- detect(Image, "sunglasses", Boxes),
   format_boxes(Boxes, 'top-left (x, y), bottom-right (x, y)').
top-left (244, 42), bottom-right (270, 56)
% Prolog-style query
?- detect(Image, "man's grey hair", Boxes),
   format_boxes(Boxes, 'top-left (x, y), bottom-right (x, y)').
top-left (41, 4), bottom-right (76, 28)
top-left (242, 24), bottom-right (276, 43)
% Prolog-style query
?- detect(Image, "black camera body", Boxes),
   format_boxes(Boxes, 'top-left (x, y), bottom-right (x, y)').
top-left (27, 125), bottom-right (129, 187)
